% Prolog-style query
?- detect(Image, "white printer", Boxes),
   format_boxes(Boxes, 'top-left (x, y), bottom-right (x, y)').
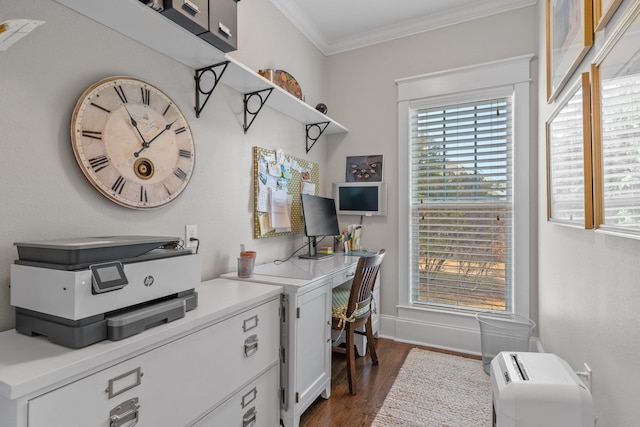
top-left (491, 352), bottom-right (594, 426)
top-left (10, 236), bottom-right (201, 348)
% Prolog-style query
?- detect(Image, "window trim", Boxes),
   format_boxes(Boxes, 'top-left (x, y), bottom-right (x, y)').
top-left (397, 55), bottom-right (533, 345)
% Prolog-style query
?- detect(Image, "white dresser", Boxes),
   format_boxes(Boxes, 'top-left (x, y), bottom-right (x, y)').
top-left (0, 279), bottom-right (282, 427)
top-left (222, 253), bottom-right (380, 427)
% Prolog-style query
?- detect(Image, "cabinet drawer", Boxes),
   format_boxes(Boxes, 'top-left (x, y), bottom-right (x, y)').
top-left (332, 265), bottom-right (356, 288)
top-left (198, 0), bottom-right (238, 52)
top-left (162, 0), bottom-right (209, 35)
top-left (28, 298), bottom-right (280, 427)
top-left (192, 364), bottom-right (279, 427)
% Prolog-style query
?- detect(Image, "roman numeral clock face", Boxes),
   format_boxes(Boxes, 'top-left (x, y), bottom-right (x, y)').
top-left (71, 76), bottom-right (195, 209)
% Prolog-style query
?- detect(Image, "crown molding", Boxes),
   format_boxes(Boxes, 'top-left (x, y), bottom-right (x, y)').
top-left (270, 0), bottom-right (331, 54)
top-left (271, 0), bottom-right (537, 56)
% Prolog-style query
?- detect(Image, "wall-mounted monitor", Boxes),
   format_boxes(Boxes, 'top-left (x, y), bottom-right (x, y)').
top-left (333, 182), bottom-right (387, 216)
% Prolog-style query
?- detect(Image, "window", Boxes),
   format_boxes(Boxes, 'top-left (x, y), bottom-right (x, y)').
top-left (397, 55), bottom-right (532, 332)
top-left (409, 97), bottom-right (513, 312)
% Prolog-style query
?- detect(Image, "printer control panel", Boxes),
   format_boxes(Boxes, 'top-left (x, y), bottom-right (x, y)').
top-left (90, 261), bottom-right (128, 294)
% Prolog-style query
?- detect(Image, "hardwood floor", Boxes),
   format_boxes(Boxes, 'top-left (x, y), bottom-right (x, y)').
top-left (299, 337), bottom-right (409, 427)
top-left (299, 338), bottom-right (479, 427)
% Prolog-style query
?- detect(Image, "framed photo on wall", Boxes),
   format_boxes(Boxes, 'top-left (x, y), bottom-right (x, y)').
top-left (593, 0), bottom-right (623, 31)
top-left (546, 0), bottom-right (594, 102)
top-left (591, 1), bottom-right (640, 236)
top-left (546, 72), bottom-right (593, 228)
top-left (345, 155), bottom-right (383, 182)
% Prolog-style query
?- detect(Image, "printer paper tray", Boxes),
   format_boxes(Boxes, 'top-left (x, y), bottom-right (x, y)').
top-left (15, 291), bottom-right (198, 348)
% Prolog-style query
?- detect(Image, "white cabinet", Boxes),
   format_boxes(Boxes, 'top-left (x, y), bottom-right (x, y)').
top-left (289, 280), bottom-right (332, 416)
top-left (28, 298), bottom-right (279, 426)
top-left (278, 278), bottom-right (332, 427)
top-left (0, 279), bottom-right (282, 427)
top-left (222, 254), bottom-right (367, 427)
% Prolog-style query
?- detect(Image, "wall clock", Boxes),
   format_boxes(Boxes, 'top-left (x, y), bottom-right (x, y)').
top-left (71, 76), bottom-right (195, 209)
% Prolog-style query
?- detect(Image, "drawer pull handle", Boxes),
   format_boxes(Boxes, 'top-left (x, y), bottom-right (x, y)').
top-left (183, 0), bottom-right (200, 14)
top-left (218, 22), bottom-right (232, 38)
top-left (243, 407), bottom-right (257, 427)
top-left (243, 314), bottom-right (259, 332)
top-left (241, 386), bottom-right (257, 408)
top-left (244, 334), bottom-right (259, 357)
top-left (110, 397), bottom-right (140, 427)
top-left (106, 367), bottom-right (142, 399)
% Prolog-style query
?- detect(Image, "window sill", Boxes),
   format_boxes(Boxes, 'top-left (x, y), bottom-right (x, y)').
top-left (397, 303), bottom-right (482, 319)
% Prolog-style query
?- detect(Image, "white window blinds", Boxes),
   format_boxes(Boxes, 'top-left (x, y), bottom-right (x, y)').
top-left (410, 97), bottom-right (513, 312)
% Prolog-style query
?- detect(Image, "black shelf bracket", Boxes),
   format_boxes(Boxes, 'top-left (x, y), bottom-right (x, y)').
top-left (305, 122), bottom-right (330, 153)
top-left (194, 61), bottom-right (229, 118)
top-left (243, 88), bottom-right (273, 133)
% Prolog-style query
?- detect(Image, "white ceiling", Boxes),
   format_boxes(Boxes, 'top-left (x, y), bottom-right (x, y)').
top-left (270, 0), bottom-right (537, 55)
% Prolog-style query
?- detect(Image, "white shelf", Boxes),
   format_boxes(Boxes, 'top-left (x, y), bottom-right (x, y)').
top-left (54, 0), bottom-right (348, 135)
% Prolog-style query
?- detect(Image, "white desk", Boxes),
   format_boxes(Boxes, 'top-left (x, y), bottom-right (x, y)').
top-left (221, 252), bottom-right (380, 427)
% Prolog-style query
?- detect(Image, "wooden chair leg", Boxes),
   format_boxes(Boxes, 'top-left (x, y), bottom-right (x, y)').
top-left (346, 324), bottom-right (357, 395)
top-left (365, 316), bottom-right (378, 365)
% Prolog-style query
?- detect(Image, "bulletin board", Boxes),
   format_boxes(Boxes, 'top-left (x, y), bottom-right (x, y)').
top-left (253, 147), bottom-right (319, 239)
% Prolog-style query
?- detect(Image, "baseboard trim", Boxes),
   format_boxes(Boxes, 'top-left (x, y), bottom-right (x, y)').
top-left (379, 314), bottom-right (540, 356)
top-left (531, 336), bottom-right (544, 352)
top-left (379, 314), bottom-right (481, 355)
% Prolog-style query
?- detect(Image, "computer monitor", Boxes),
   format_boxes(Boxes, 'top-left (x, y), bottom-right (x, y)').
top-left (300, 194), bottom-right (340, 259)
top-left (333, 182), bottom-right (387, 216)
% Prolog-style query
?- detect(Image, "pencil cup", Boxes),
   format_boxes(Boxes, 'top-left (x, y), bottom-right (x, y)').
top-left (237, 256), bottom-right (254, 278)
top-left (240, 251), bottom-right (256, 267)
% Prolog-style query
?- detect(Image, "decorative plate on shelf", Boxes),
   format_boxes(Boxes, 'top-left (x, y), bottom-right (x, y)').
top-left (258, 69), bottom-right (302, 100)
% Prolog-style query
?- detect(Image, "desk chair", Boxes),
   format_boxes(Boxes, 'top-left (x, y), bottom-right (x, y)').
top-left (331, 249), bottom-right (385, 394)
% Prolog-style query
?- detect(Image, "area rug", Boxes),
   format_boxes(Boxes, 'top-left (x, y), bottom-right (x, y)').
top-left (371, 348), bottom-right (491, 427)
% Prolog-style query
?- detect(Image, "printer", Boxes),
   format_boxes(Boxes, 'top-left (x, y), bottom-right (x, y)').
top-left (10, 236), bottom-right (201, 348)
top-left (491, 352), bottom-right (595, 426)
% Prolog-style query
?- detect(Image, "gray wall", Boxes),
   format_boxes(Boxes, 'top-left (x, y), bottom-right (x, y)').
top-left (0, 0), bottom-right (329, 330)
top-left (324, 7), bottom-right (539, 331)
top-left (535, 0), bottom-right (640, 425)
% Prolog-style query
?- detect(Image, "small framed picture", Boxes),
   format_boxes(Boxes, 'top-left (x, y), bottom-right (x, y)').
top-left (593, 0), bottom-right (623, 31)
top-left (546, 0), bottom-right (593, 102)
top-left (591, 1), bottom-right (640, 234)
top-left (546, 72), bottom-right (593, 228)
top-left (346, 155), bottom-right (383, 182)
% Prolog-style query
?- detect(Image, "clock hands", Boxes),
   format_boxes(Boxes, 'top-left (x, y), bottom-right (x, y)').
top-left (123, 105), bottom-right (148, 144)
top-left (133, 118), bottom-right (178, 158)
top-left (144, 118), bottom-right (178, 146)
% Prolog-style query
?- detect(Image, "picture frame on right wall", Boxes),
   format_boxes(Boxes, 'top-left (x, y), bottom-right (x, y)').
top-left (591, 1), bottom-right (640, 236)
top-left (546, 0), bottom-right (594, 102)
top-left (593, 0), bottom-right (623, 31)
top-left (546, 72), bottom-right (593, 229)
